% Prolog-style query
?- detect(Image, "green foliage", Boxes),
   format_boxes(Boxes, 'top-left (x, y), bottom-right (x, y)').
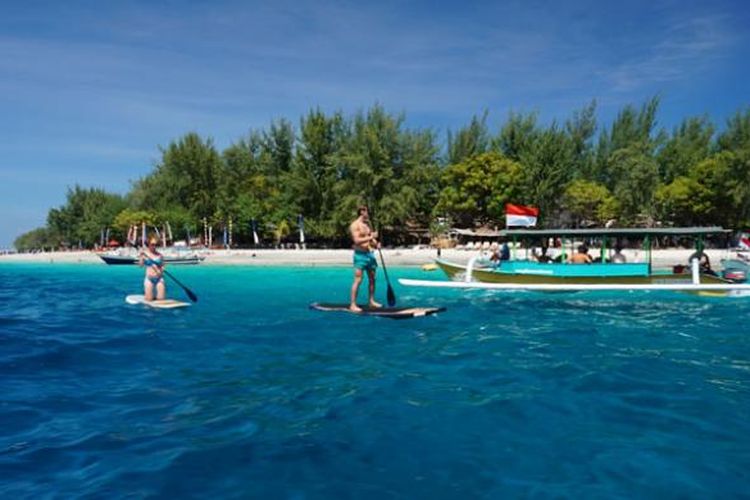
top-left (657, 116), bottom-right (714, 183)
top-left (46, 185), bottom-right (126, 247)
top-left (565, 100), bottom-right (598, 179)
top-left (655, 176), bottom-right (711, 226)
top-left (563, 180), bottom-right (618, 226)
top-left (436, 152), bottom-right (523, 226)
top-left (131, 133), bottom-right (222, 219)
top-left (517, 123), bottom-right (577, 221)
top-left (495, 111), bottom-right (539, 161)
top-left (446, 111), bottom-right (490, 165)
top-left (21, 101), bottom-right (750, 249)
top-left (14, 227), bottom-right (58, 251)
top-left (113, 209), bottom-right (156, 230)
top-left (606, 145), bottom-right (661, 224)
top-left (717, 108), bottom-right (750, 152)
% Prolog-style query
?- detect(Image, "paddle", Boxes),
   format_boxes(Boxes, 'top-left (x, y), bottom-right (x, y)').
top-left (163, 269), bottom-right (198, 302)
top-left (377, 246), bottom-right (397, 307)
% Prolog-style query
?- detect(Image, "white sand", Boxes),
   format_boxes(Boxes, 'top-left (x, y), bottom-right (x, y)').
top-left (0, 247), bottom-right (740, 268)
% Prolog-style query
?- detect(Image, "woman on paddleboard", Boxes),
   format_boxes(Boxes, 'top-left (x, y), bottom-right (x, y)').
top-left (139, 237), bottom-right (166, 301)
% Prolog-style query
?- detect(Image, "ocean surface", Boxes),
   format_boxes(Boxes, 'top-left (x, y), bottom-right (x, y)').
top-left (1, 263), bottom-right (748, 498)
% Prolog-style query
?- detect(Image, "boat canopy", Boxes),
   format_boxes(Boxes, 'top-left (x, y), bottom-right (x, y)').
top-left (499, 227), bottom-right (729, 238)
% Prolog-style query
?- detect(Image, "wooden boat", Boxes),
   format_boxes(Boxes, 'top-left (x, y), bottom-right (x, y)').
top-left (409, 227), bottom-right (750, 296)
top-left (434, 258), bottom-right (727, 285)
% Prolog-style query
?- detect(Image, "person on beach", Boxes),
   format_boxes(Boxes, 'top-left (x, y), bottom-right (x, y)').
top-left (349, 206), bottom-right (382, 312)
top-left (488, 242), bottom-right (502, 264)
top-left (688, 248), bottom-right (715, 275)
top-left (569, 244), bottom-right (593, 264)
top-left (610, 245), bottom-right (627, 263)
top-left (139, 237), bottom-right (166, 301)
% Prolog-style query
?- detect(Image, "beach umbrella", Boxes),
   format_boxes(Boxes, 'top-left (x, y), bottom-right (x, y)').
top-left (251, 219), bottom-right (259, 246)
top-left (298, 214), bottom-right (305, 245)
top-left (223, 224), bottom-right (228, 248)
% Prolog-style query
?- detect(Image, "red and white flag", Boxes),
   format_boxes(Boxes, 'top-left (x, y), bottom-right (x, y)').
top-left (739, 232), bottom-right (750, 250)
top-left (505, 203), bottom-right (539, 227)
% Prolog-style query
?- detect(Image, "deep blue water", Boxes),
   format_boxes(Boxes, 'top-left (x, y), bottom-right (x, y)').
top-left (1, 263), bottom-right (749, 498)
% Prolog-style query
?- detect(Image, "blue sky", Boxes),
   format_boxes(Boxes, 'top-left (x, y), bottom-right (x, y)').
top-left (1, 0), bottom-right (748, 248)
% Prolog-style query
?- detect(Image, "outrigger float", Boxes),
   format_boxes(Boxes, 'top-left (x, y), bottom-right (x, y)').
top-left (401, 227), bottom-right (750, 297)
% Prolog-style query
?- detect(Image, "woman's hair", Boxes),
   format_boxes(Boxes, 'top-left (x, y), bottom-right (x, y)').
top-left (148, 237), bottom-right (159, 246)
top-left (357, 206), bottom-right (369, 216)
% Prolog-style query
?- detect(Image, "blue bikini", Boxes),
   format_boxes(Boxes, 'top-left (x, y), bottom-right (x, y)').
top-left (144, 255), bottom-right (164, 285)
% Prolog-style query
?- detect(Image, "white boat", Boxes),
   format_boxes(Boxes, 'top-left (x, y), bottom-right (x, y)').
top-left (97, 247), bottom-right (206, 265)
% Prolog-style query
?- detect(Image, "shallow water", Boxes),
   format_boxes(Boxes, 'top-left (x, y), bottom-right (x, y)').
top-left (1, 264), bottom-right (749, 498)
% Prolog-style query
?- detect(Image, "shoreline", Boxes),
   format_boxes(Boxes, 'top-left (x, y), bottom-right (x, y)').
top-left (0, 247), bottom-right (740, 268)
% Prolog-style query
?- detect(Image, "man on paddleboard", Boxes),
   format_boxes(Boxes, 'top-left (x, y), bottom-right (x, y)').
top-left (139, 237), bottom-right (166, 301)
top-left (350, 206), bottom-right (382, 312)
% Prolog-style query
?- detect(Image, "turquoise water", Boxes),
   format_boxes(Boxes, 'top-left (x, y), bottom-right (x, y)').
top-left (1, 264), bottom-right (749, 498)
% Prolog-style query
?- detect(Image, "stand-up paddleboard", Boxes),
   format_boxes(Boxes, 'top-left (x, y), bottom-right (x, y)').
top-left (310, 302), bottom-right (445, 319)
top-left (126, 295), bottom-right (191, 309)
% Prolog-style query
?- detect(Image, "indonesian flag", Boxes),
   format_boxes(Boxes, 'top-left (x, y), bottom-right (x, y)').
top-left (739, 232), bottom-right (750, 250)
top-left (506, 203), bottom-right (539, 227)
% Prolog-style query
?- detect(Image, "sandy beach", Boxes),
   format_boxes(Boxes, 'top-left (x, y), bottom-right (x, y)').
top-left (0, 247), bottom-right (740, 268)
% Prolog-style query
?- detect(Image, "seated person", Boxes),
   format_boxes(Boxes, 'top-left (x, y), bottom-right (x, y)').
top-left (535, 245), bottom-right (553, 263)
top-left (569, 244), bottom-right (593, 264)
top-left (500, 242), bottom-right (510, 261)
top-left (488, 242), bottom-right (502, 264)
top-left (688, 249), bottom-right (716, 275)
top-left (610, 245), bottom-right (627, 263)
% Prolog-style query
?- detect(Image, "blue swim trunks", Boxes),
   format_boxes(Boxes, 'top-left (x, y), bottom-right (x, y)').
top-left (353, 249), bottom-right (378, 271)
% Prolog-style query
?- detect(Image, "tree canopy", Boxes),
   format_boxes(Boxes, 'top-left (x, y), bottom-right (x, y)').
top-left (14, 101), bottom-right (750, 250)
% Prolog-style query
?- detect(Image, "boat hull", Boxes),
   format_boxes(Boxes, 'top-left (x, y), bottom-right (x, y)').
top-left (434, 258), bottom-right (727, 285)
top-left (98, 252), bottom-right (205, 265)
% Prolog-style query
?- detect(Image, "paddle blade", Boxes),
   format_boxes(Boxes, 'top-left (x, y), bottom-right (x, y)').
top-left (387, 285), bottom-right (396, 307)
top-left (164, 270), bottom-right (198, 302)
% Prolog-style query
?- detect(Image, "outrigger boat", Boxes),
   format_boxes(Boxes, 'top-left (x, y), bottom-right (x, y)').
top-left (401, 227), bottom-right (750, 296)
top-left (97, 247), bottom-right (206, 265)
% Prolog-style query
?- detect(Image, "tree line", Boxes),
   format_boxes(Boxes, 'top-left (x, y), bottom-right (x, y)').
top-left (13, 99), bottom-right (750, 251)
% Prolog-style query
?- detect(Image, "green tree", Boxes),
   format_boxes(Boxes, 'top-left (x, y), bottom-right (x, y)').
top-left (716, 108), bottom-right (750, 152)
top-left (517, 123), bottom-right (577, 222)
top-left (563, 180), bottom-right (618, 226)
top-left (494, 111), bottom-right (539, 162)
top-left (131, 133), bottom-right (222, 220)
top-left (13, 227), bottom-right (58, 252)
top-left (604, 145), bottom-right (661, 224)
top-left (331, 105), bottom-right (404, 231)
top-left (47, 185), bottom-right (127, 247)
top-left (566, 100), bottom-right (597, 179)
top-left (285, 109), bottom-right (347, 239)
top-left (435, 152), bottom-right (523, 226)
top-left (657, 116), bottom-right (714, 183)
top-left (654, 176), bottom-right (712, 226)
top-left (446, 111), bottom-right (491, 165)
top-left (595, 96), bottom-right (665, 187)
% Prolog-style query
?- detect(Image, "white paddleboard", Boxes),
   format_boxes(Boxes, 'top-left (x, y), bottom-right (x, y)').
top-left (125, 295), bottom-right (191, 309)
